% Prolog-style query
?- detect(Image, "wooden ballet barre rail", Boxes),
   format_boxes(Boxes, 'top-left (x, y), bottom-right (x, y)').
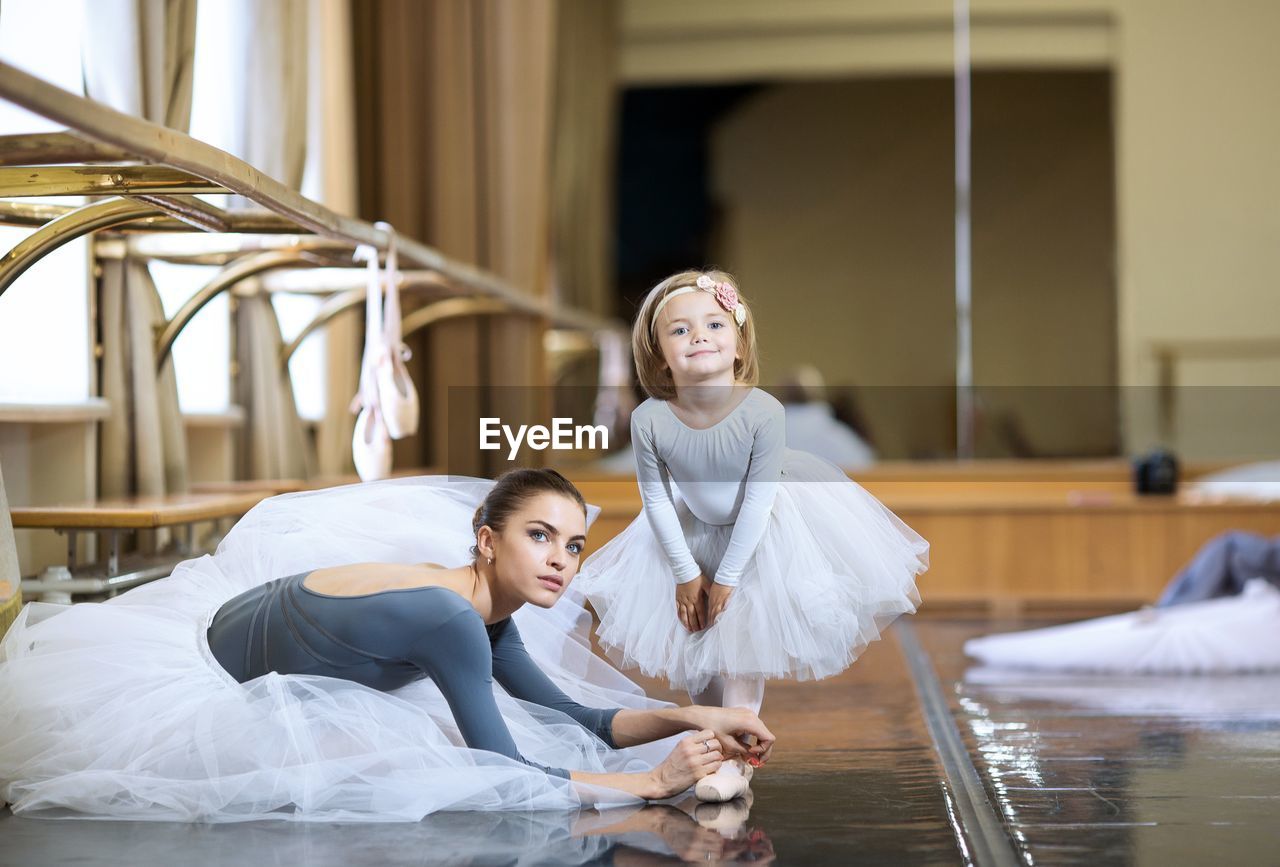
top-left (0, 130), bottom-right (135, 165)
top-left (0, 59), bottom-right (622, 337)
top-left (0, 165), bottom-right (223, 198)
top-left (280, 295), bottom-right (517, 366)
top-left (0, 199), bottom-right (300, 234)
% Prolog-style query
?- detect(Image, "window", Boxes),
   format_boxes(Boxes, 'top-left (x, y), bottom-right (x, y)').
top-left (0, 0), bottom-right (90, 404)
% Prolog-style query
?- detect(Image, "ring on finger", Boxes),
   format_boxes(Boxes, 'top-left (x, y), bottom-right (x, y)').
top-left (702, 739), bottom-right (713, 753)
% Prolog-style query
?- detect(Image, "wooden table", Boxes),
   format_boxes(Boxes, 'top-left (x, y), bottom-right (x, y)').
top-left (11, 490), bottom-right (274, 599)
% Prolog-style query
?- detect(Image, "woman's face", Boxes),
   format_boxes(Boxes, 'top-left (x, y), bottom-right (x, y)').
top-left (489, 492), bottom-right (588, 608)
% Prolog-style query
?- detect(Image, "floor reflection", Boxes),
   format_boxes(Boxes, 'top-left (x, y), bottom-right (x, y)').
top-left (963, 667), bottom-right (1280, 721)
top-left (921, 620), bottom-right (1280, 866)
top-left (0, 797), bottom-right (773, 867)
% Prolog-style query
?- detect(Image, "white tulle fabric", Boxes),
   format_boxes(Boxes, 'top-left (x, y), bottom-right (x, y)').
top-left (577, 449), bottom-right (928, 692)
top-left (0, 477), bottom-right (676, 822)
top-left (964, 579), bottom-right (1280, 674)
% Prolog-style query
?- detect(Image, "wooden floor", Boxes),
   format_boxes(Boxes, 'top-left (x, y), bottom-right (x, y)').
top-left (5, 614), bottom-right (1278, 865)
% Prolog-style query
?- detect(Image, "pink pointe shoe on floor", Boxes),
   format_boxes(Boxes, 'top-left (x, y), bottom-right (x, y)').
top-left (694, 758), bottom-right (754, 802)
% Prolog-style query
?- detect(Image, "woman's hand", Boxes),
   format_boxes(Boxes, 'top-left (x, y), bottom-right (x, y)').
top-left (645, 729), bottom-right (723, 798)
top-left (707, 582), bottom-right (734, 627)
top-left (675, 575), bottom-right (710, 632)
top-left (683, 706), bottom-right (776, 764)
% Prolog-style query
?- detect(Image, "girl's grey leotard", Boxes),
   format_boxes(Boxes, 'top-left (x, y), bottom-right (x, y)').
top-left (206, 573), bottom-right (620, 778)
top-left (630, 387), bottom-right (786, 587)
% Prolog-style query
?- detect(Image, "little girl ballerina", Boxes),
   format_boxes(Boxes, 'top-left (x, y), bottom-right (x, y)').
top-left (578, 269), bottom-right (929, 801)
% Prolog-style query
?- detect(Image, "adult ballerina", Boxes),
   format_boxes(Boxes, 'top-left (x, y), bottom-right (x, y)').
top-left (0, 469), bottom-right (774, 821)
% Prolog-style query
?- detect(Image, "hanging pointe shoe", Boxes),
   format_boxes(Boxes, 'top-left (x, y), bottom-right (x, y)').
top-left (372, 222), bottom-right (419, 440)
top-left (376, 343), bottom-right (418, 440)
top-left (352, 403), bottom-right (392, 482)
top-left (694, 758), bottom-right (753, 803)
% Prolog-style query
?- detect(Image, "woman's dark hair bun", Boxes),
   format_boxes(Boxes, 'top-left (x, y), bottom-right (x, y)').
top-left (469, 468), bottom-right (587, 558)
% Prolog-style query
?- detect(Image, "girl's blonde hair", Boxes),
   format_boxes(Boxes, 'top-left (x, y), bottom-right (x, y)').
top-left (631, 269), bottom-right (760, 401)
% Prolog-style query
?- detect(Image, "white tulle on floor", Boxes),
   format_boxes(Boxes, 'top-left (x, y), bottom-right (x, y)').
top-left (964, 580), bottom-right (1280, 674)
top-left (0, 477), bottom-right (677, 822)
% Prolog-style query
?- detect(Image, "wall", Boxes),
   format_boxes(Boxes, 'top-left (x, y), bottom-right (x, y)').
top-left (622, 0), bottom-right (1280, 460)
top-left (1113, 0), bottom-right (1280, 458)
top-left (709, 72), bottom-right (1118, 458)
top-left (0, 410), bottom-right (100, 576)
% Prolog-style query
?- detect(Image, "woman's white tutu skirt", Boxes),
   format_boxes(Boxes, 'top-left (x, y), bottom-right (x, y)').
top-left (578, 449), bottom-right (929, 692)
top-left (0, 477), bottom-right (674, 822)
top-left (964, 579), bottom-right (1280, 674)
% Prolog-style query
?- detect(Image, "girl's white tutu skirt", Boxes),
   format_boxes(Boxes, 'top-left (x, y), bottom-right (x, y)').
top-left (578, 449), bottom-right (929, 692)
top-left (0, 477), bottom-right (673, 823)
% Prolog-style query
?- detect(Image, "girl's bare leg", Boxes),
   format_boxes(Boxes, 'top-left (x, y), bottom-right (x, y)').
top-left (720, 677), bottom-right (765, 715)
top-left (688, 676), bottom-right (725, 709)
top-left (692, 676), bottom-right (766, 802)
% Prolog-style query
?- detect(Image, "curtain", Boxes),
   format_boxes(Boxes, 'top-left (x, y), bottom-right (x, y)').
top-left (352, 0), bottom-right (558, 476)
top-left (307, 0), bottom-right (361, 479)
top-left (83, 0), bottom-right (196, 501)
top-left (0, 460), bottom-right (20, 639)
top-left (214, 0), bottom-right (314, 479)
top-left (99, 262), bottom-right (189, 497)
top-left (235, 293), bottom-right (311, 479)
top-left (550, 0), bottom-right (620, 318)
top-left (82, 0), bottom-right (197, 132)
top-left (224, 0), bottom-right (310, 208)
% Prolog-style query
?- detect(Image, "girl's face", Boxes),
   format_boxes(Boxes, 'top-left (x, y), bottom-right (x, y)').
top-left (655, 291), bottom-right (740, 386)
top-left (487, 492), bottom-right (588, 609)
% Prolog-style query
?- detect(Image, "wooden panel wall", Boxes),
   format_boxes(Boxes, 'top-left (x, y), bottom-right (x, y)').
top-left (571, 461), bottom-right (1280, 610)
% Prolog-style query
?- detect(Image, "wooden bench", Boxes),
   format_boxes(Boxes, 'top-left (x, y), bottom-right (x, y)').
top-left (11, 490), bottom-right (274, 600)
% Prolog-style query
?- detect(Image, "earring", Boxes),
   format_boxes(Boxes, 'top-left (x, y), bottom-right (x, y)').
top-left (487, 557), bottom-right (493, 566)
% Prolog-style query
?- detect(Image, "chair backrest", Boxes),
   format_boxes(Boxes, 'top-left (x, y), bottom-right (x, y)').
top-left (0, 460), bottom-right (21, 638)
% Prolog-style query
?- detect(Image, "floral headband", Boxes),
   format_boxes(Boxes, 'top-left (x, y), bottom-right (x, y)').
top-left (651, 274), bottom-right (748, 331)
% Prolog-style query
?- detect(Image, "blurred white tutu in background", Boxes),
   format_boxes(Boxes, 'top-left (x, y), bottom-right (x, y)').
top-left (965, 579), bottom-right (1280, 674)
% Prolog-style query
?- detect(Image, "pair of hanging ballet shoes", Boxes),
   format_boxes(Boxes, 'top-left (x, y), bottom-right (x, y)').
top-left (351, 223), bottom-right (420, 481)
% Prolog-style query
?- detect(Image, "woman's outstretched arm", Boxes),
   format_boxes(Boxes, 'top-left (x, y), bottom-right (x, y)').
top-left (489, 619), bottom-right (775, 758)
top-left (569, 729), bottom-right (725, 799)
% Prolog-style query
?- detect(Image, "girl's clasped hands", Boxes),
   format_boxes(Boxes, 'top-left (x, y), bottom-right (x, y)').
top-left (674, 574), bottom-right (734, 632)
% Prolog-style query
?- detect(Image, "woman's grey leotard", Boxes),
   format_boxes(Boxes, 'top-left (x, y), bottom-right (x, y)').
top-left (206, 573), bottom-right (620, 778)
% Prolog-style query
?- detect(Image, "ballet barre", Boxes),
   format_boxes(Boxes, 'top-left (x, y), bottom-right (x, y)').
top-left (0, 59), bottom-right (623, 339)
